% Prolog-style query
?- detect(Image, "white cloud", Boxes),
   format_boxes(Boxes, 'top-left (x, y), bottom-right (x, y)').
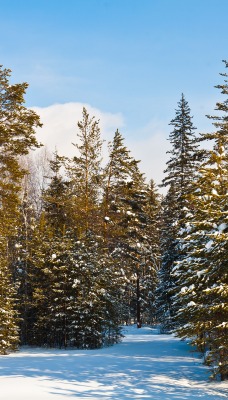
top-left (31, 102), bottom-right (169, 192)
top-left (31, 102), bottom-right (125, 157)
top-left (129, 133), bottom-right (170, 187)
top-left (124, 119), bottom-right (170, 190)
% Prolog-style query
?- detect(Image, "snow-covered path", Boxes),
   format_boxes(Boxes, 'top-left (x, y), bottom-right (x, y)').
top-left (0, 326), bottom-right (227, 400)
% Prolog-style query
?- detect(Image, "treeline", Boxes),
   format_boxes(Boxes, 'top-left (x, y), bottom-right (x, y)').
top-left (0, 62), bottom-right (227, 380)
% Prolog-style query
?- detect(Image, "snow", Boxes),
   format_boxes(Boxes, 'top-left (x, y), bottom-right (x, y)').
top-left (205, 240), bottom-right (214, 250)
top-left (197, 269), bottom-right (207, 278)
top-left (126, 210), bottom-right (135, 216)
top-left (218, 223), bottom-right (227, 232)
top-left (187, 301), bottom-right (196, 307)
top-left (0, 325), bottom-right (227, 400)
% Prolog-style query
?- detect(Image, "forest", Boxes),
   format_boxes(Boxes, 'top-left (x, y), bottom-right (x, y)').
top-left (0, 60), bottom-right (227, 381)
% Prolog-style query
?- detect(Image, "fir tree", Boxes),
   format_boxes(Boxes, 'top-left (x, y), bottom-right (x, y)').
top-left (102, 129), bottom-right (140, 245)
top-left (156, 183), bottom-right (178, 332)
top-left (29, 153), bottom-right (77, 347)
top-left (173, 61), bottom-right (228, 380)
top-left (162, 93), bottom-right (199, 216)
top-left (31, 128), bottom-right (122, 349)
top-left (157, 94), bottom-right (199, 331)
top-left (0, 65), bottom-right (41, 353)
top-left (138, 180), bottom-right (161, 324)
top-left (103, 130), bottom-right (160, 326)
top-left (66, 107), bottom-right (103, 238)
top-left (0, 244), bottom-right (19, 354)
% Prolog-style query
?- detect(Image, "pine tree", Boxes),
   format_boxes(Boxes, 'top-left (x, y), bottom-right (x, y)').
top-left (102, 129), bottom-right (140, 244)
top-left (156, 183), bottom-right (178, 332)
top-left (157, 94), bottom-right (200, 331)
top-left (0, 244), bottom-right (19, 354)
top-left (30, 123), bottom-right (122, 349)
top-left (139, 180), bottom-right (161, 324)
top-left (173, 61), bottom-right (228, 380)
top-left (29, 153), bottom-right (77, 348)
top-left (63, 109), bottom-right (123, 347)
top-left (103, 130), bottom-right (160, 326)
top-left (162, 93), bottom-right (199, 216)
top-left (66, 107), bottom-right (103, 238)
top-left (0, 65), bottom-right (41, 353)
top-left (67, 235), bottom-right (122, 348)
top-left (42, 152), bottom-right (70, 236)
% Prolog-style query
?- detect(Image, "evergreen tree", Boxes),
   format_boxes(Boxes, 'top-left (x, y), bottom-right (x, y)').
top-left (173, 61), bottom-right (228, 380)
top-left (0, 243), bottom-right (19, 354)
top-left (31, 125), bottom-right (122, 349)
top-left (162, 93), bottom-right (199, 216)
top-left (139, 180), bottom-right (161, 324)
top-left (0, 65), bottom-right (41, 353)
top-left (102, 129), bottom-right (140, 245)
top-left (66, 107), bottom-right (103, 238)
top-left (103, 130), bottom-right (160, 326)
top-left (156, 183), bottom-right (178, 332)
top-left (63, 110), bottom-right (123, 346)
top-left (29, 153), bottom-right (77, 347)
top-left (31, 220), bottom-right (122, 349)
top-left (42, 152), bottom-right (70, 235)
top-left (157, 94), bottom-right (199, 331)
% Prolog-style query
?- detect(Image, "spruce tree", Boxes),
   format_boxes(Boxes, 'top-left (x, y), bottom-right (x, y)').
top-left (33, 115), bottom-right (123, 349)
top-left (0, 246), bottom-right (19, 354)
top-left (157, 94), bottom-right (199, 331)
top-left (14, 185), bottom-right (37, 345)
top-left (139, 180), bottom-right (161, 324)
top-left (156, 183), bottom-right (178, 332)
top-left (162, 93), bottom-right (199, 216)
top-left (66, 107), bottom-right (103, 238)
top-left (29, 153), bottom-right (78, 347)
top-left (0, 65), bottom-right (41, 353)
top-left (102, 129), bottom-right (140, 245)
top-left (173, 61), bottom-right (228, 380)
top-left (103, 130), bottom-right (160, 326)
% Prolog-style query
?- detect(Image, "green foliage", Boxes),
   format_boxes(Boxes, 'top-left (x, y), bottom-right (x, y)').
top-left (157, 95), bottom-right (200, 332)
top-left (102, 130), bottom-right (160, 325)
top-left (66, 107), bottom-right (103, 238)
top-left (173, 61), bottom-right (228, 381)
top-left (2, 61), bottom-right (227, 381)
top-left (0, 65), bottom-right (41, 353)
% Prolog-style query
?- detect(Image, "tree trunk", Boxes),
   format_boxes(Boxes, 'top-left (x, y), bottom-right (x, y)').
top-left (136, 272), bottom-right (141, 328)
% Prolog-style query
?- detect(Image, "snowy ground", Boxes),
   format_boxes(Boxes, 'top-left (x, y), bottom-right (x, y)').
top-left (0, 326), bottom-right (227, 400)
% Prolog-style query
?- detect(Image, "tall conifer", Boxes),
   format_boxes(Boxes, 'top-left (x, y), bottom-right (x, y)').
top-left (67, 107), bottom-right (103, 238)
top-left (103, 130), bottom-right (160, 325)
top-left (173, 61), bottom-right (228, 380)
top-left (0, 65), bottom-right (41, 352)
top-left (157, 94), bottom-right (199, 330)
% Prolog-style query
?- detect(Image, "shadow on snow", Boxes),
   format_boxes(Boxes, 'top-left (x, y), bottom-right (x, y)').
top-left (0, 326), bottom-right (227, 399)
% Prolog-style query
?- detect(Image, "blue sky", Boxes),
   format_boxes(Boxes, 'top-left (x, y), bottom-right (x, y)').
top-left (1, 0), bottom-right (227, 185)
